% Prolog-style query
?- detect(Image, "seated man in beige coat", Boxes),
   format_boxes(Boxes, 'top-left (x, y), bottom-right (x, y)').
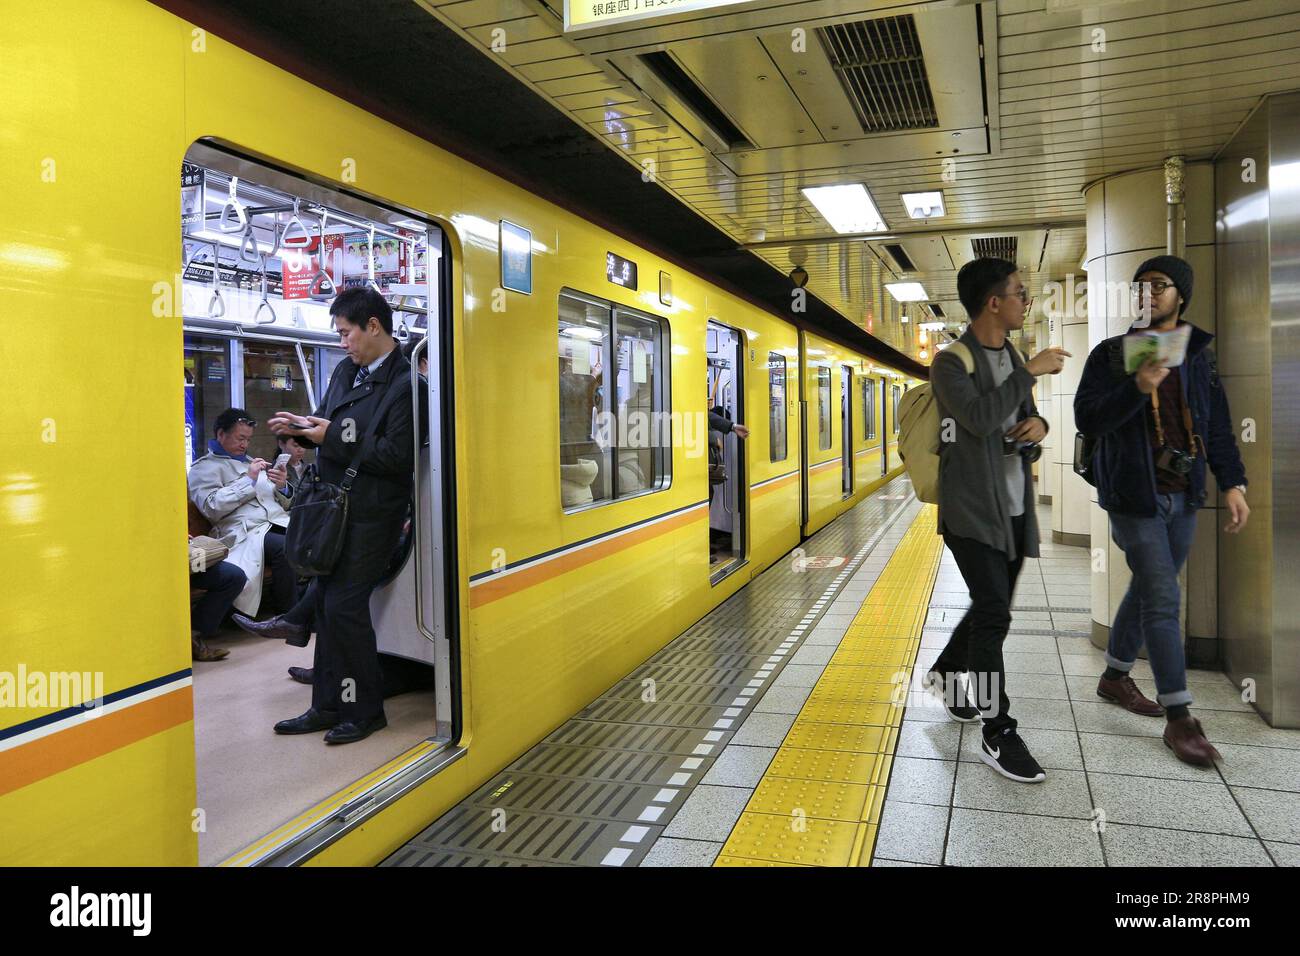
top-left (187, 408), bottom-right (296, 618)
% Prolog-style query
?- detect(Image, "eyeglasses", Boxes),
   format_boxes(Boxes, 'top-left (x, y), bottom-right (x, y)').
top-left (1133, 280), bottom-right (1176, 296)
top-left (236, 417), bottom-right (257, 428)
top-left (997, 288), bottom-right (1032, 303)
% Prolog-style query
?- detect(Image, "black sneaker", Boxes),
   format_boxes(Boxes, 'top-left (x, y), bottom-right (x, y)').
top-left (980, 727), bottom-right (1046, 783)
top-left (925, 670), bottom-right (981, 723)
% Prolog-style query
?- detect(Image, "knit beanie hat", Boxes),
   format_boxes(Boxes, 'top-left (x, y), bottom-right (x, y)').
top-left (1133, 255), bottom-right (1193, 315)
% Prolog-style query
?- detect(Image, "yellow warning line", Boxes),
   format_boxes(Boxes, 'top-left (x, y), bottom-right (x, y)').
top-left (714, 505), bottom-right (942, 867)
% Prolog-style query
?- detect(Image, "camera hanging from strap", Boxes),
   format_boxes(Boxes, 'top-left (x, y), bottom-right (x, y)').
top-left (1150, 383), bottom-right (1204, 458)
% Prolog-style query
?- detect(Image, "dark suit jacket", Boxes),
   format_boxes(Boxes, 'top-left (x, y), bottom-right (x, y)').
top-left (302, 347), bottom-right (415, 583)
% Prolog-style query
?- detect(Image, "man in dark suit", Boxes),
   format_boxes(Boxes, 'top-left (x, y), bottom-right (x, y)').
top-left (267, 287), bottom-right (415, 744)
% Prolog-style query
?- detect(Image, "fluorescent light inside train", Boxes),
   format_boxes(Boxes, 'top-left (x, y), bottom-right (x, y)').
top-left (886, 282), bottom-right (928, 302)
top-left (801, 184), bottom-right (886, 234)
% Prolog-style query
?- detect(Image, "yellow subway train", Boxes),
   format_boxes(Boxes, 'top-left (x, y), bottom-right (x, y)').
top-left (0, 1), bottom-right (918, 865)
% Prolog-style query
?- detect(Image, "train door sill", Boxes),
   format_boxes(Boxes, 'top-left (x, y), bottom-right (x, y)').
top-left (232, 739), bottom-right (465, 867)
top-left (710, 558), bottom-right (749, 587)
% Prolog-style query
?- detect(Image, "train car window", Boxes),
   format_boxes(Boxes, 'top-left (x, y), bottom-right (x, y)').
top-left (240, 342), bottom-right (316, 462)
top-left (863, 378), bottom-right (876, 440)
top-left (184, 336), bottom-right (230, 471)
top-left (614, 307), bottom-right (668, 495)
top-left (559, 292), bottom-right (614, 506)
top-left (768, 353), bottom-right (787, 462)
top-left (817, 365), bottom-right (832, 451)
top-left (559, 290), bottom-right (670, 510)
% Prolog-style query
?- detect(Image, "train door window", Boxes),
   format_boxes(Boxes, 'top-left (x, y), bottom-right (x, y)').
top-left (184, 336), bottom-right (230, 472)
top-left (768, 352), bottom-right (787, 463)
top-left (614, 306), bottom-right (669, 496)
top-left (239, 342), bottom-right (315, 462)
top-left (880, 380), bottom-right (889, 475)
top-left (707, 320), bottom-right (746, 582)
top-left (180, 142), bottom-right (451, 867)
top-left (317, 346), bottom-right (348, 400)
top-left (816, 365), bottom-right (832, 451)
top-left (891, 384), bottom-right (902, 433)
top-left (840, 365), bottom-right (853, 496)
top-left (862, 378), bottom-right (876, 440)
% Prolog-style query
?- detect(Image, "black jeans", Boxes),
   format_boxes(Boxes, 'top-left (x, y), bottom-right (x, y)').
top-left (933, 514), bottom-right (1026, 735)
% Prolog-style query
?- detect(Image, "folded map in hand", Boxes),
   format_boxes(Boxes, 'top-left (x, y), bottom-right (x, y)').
top-left (1123, 323), bottom-right (1191, 374)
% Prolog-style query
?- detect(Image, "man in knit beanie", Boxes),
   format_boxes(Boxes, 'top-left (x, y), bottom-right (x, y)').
top-left (1074, 254), bottom-right (1249, 767)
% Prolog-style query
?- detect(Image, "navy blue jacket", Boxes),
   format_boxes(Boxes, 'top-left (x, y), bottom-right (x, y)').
top-left (1074, 322), bottom-right (1246, 516)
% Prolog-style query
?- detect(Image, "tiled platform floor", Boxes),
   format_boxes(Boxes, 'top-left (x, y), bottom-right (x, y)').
top-left (872, 502), bottom-right (1300, 868)
top-left (652, 500), bottom-right (1300, 868)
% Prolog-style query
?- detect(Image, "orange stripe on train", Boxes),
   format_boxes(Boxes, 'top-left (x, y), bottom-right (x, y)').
top-left (469, 506), bottom-right (707, 608)
top-left (0, 686), bottom-right (193, 798)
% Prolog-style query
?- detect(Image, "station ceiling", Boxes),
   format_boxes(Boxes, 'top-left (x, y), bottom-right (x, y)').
top-left (157, 0), bottom-right (1300, 369)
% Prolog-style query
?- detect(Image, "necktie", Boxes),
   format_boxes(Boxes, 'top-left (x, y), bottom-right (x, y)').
top-left (353, 365), bottom-right (371, 388)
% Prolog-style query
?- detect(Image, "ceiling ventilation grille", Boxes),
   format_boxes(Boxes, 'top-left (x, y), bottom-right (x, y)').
top-left (818, 16), bottom-right (939, 134)
top-left (971, 236), bottom-right (1018, 263)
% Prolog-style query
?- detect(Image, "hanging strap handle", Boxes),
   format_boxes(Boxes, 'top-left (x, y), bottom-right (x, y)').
top-left (280, 199), bottom-right (313, 248)
top-left (218, 177), bottom-right (248, 234)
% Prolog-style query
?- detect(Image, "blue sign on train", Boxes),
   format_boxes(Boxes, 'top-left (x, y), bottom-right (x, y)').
top-left (500, 220), bottom-right (532, 294)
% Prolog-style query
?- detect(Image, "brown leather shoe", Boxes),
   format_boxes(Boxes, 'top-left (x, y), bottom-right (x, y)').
top-left (191, 634), bottom-right (229, 662)
top-left (1097, 674), bottom-right (1164, 716)
top-left (1163, 715), bottom-right (1222, 767)
top-left (232, 612), bottom-right (307, 643)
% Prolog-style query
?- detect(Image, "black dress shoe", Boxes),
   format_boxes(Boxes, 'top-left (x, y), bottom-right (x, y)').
top-left (287, 666), bottom-right (314, 685)
top-left (233, 613), bottom-right (308, 643)
top-left (273, 708), bottom-right (339, 735)
top-left (324, 714), bottom-right (388, 745)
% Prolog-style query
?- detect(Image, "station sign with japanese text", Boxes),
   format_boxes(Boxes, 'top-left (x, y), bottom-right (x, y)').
top-left (565, 0), bottom-right (753, 33)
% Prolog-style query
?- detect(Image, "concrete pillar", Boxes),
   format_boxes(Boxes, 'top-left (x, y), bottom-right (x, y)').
top-left (1081, 163), bottom-right (1217, 661)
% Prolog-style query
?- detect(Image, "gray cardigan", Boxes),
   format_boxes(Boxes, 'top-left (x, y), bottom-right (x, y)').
top-left (930, 328), bottom-right (1045, 561)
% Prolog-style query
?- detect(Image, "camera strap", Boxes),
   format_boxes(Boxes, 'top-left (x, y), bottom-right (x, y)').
top-left (1150, 384), bottom-right (1202, 456)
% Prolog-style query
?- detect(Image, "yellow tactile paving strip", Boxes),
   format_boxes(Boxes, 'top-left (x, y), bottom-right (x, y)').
top-left (714, 505), bottom-right (943, 867)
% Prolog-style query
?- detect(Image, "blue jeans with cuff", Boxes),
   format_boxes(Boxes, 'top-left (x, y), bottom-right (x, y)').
top-left (1105, 491), bottom-right (1197, 708)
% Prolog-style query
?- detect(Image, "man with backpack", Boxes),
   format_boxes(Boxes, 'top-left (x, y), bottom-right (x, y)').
top-left (925, 258), bottom-right (1070, 783)
top-left (1074, 255), bottom-right (1248, 767)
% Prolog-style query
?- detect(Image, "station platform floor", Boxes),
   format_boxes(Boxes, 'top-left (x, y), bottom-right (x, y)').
top-left (386, 476), bottom-right (1300, 867)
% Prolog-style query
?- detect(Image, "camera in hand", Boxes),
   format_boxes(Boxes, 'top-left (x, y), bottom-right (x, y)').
top-left (1154, 445), bottom-right (1194, 477)
top-left (1002, 435), bottom-right (1043, 464)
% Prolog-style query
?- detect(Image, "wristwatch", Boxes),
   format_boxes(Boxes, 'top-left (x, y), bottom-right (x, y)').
top-left (1229, 485), bottom-right (1247, 497)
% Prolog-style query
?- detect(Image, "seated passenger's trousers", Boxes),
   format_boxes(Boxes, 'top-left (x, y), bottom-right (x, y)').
top-left (191, 561), bottom-right (247, 637)
top-left (1105, 492), bottom-right (1196, 708)
top-left (933, 514), bottom-right (1026, 736)
top-left (310, 575), bottom-right (384, 724)
top-left (261, 526), bottom-right (298, 615)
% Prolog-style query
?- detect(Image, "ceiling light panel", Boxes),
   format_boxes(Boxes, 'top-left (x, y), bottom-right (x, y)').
top-left (801, 184), bottom-right (887, 234)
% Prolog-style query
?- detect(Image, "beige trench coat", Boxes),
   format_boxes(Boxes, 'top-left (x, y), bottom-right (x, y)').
top-left (187, 452), bottom-right (292, 615)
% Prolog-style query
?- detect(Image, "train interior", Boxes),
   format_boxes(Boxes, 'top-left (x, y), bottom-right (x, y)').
top-left (705, 321), bottom-right (746, 581)
top-left (181, 144), bottom-right (454, 865)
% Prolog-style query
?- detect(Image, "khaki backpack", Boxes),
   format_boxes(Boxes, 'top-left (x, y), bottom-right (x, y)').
top-left (896, 342), bottom-right (974, 503)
